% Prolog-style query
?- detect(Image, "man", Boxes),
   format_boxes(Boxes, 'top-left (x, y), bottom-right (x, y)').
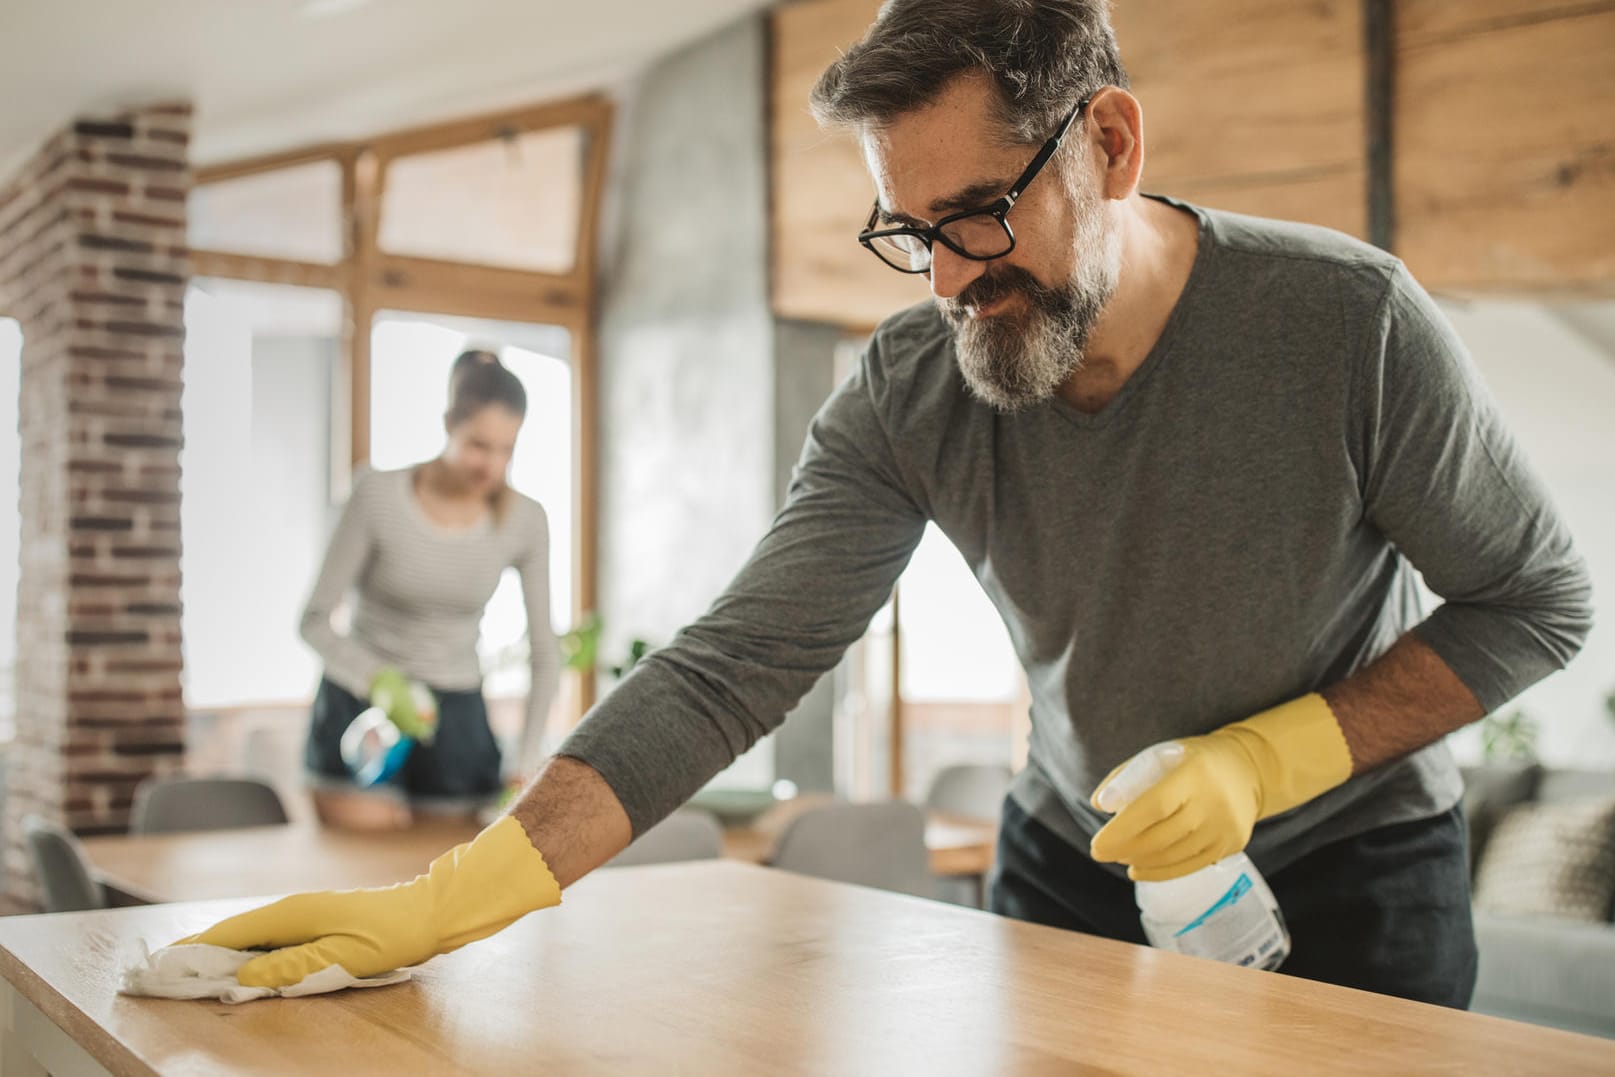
top-left (188, 0), bottom-right (1590, 1007)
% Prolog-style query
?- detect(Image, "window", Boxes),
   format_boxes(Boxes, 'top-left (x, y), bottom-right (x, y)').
top-left (830, 339), bottom-right (1027, 802)
top-left (180, 281), bottom-right (342, 708)
top-left (367, 312), bottom-right (575, 706)
top-left (378, 128), bottom-right (584, 273)
top-left (189, 160), bottom-right (344, 264)
top-left (896, 525), bottom-right (1025, 799)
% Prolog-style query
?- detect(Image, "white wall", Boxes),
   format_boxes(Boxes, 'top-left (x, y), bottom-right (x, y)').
top-left (181, 285), bottom-right (336, 708)
top-left (0, 319), bottom-right (19, 730)
top-left (596, 17), bottom-right (777, 789)
top-left (1439, 299), bottom-right (1615, 768)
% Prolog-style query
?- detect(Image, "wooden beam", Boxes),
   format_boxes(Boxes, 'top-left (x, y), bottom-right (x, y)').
top-left (195, 143), bottom-right (349, 186)
top-left (1364, 0), bottom-right (1396, 250)
top-left (366, 96), bottom-right (613, 166)
top-left (369, 255), bottom-right (584, 327)
top-left (570, 110), bottom-right (613, 718)
top-left (347, 150), bottom-right (378, 471)
top-left (189, 251), bottom-right (343, 291)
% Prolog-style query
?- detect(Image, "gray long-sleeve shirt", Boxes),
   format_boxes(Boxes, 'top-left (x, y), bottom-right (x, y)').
top-left (300, 466), bottom-right (561, 776)
top-left (563, 198), bottom-right (1592, 873)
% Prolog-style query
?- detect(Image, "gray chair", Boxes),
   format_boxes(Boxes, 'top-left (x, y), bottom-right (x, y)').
top-left (605, 808), bottom-right (724, 868)
top-left (769, 801), bottom-right (934, 899)
top-left (925, 763), bottom-right (1013, 822)
top-left (925, 764), bottom-right (1013, 909)
top-left (130, 776), bottom-right (289, 835)
top-left (23, 815), bottom-right (106, 913)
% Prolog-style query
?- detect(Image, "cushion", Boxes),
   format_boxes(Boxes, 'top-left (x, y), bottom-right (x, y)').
top-left (1460, 763), bottom-right (1542, 872)
top-left (1473, 795), bottom-right (1615, 923)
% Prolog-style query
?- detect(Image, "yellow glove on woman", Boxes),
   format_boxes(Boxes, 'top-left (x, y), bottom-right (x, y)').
top-left (180, 816), bottom-right (560, 987)
top-left (1089, 694), bottom-right (1354, 882)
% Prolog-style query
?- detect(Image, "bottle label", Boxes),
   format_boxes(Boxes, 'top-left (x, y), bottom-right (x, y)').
top-left (1154, 873), bottom-right (1288, 970)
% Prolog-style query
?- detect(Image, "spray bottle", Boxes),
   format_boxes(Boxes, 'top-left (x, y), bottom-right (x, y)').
top-left (1094, 741), bottom-right (1291, 970)
top-left (339, 680), bottom-right (437, 787)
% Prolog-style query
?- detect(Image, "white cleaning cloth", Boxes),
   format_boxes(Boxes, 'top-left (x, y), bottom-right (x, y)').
top-left (119, 942), bottom-right (411, 1004)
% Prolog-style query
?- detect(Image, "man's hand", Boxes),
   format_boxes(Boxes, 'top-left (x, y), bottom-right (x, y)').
top-left (179, 816), bottom-right (560, 987)
top-left (1089, 694), bottom-right (1354, 882)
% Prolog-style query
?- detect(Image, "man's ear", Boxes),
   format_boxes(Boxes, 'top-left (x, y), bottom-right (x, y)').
top-left (1086, 87), bottom-right (1145, 200)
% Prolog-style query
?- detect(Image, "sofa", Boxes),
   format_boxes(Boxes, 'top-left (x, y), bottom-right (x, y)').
top-left (1462, 764), bottom-right (1615, 1038)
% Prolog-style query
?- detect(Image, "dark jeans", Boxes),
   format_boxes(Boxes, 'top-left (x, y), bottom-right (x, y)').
top-left (306, 676), bottom-right (502, 799)
top-left (988, 797), bottom-right (1478, 1008)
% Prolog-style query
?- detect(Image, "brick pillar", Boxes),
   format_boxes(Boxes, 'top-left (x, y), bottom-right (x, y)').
top-left (0, 103), bottom-right (192, 907)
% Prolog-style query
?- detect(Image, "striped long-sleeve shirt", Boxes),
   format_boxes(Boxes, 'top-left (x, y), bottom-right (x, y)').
top-left (300, 466), bottom-right (561, 776)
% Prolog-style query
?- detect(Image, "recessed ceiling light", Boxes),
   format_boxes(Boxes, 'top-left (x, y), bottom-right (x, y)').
top-left (299, 0), bottom-right (375, 19)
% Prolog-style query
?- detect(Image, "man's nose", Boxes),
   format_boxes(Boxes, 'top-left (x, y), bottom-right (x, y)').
top-left (928, 243), bottom-right (988, 301)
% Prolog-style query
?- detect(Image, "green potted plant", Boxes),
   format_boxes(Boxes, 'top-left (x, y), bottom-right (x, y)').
top-left (1479, 707), bottom-right (1539, 763)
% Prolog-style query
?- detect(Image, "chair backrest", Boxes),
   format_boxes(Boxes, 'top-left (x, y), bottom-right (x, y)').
top-left (23, 815), bottom-right (106, 913)
top-left (770, 801), bottom-right (933, 899)
top-left (606, 809), bottom-right (724, 868)
top-left (925, 763), bottom-right (1013, 822)
top-left (130, 776), bottom-right (290, 835)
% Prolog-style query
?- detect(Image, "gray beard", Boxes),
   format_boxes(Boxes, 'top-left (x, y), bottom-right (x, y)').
top-left (939, 202), bottom-right (1120, 413)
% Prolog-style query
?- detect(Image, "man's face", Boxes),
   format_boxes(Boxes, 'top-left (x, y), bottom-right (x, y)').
top-left (862, 73), bottom-right (1120, 411)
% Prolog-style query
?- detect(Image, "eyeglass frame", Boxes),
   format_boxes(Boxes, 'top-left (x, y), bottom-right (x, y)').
top-left (856, 94), bottom-right (1094, 274)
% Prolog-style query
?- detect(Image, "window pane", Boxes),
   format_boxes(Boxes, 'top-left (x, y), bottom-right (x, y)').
top-left (895, 525), bottom-right (1023, 800)
top-left (367, 312), bottom-right (574, 702)
top-left (189, 160), bottom-right (344, 264)
top-left (181, 280), bottom-right (342, 708)
top-left (0, 319), bottom-right (20, 738)
top-left (378, 127), bottom-right (583, 273)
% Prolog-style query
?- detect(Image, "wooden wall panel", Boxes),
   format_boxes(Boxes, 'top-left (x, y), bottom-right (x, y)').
top-left (1397, 0), bottom-right (1607, 42)
top-left (770, 0), bottom-right (930, 330)
top-left (1111, 0), bottom-right (1367, 238)
top-left (769, 0), bottom-right (1370, 329)
top-left (1395, 2), bottom-right (1615, 295)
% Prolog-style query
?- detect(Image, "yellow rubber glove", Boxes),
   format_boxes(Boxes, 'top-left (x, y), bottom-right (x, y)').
top-left (179, 816), bottom-right (560, 987)
top-left (1089, 694), bottom-right (1354, 882)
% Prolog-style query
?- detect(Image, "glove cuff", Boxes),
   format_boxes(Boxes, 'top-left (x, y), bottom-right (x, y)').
top-left (429, 815), bottom-right (563, 953)
top-left (1226, 692), bottom-right (1354, 820)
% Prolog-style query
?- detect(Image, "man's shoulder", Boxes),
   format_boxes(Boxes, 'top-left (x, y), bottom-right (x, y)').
top-left (1198, 202), bottom-right (1401, 303)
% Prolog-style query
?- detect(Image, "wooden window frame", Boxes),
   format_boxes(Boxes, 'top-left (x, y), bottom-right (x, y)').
top-left (190, 94), bottom-right (612, 714)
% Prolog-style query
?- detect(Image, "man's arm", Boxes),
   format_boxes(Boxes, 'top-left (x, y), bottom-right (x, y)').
top-left (1092, 263), bottom-right (1591, 881)
top-left (1321, 633), bottom-right (1482, 772)
top-left (554, 337), bottom-right (929, 840)
top-left (507, 755), bottom-right (632, 887)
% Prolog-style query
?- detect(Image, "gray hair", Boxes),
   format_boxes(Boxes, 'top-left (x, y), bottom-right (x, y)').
top-left (810, 0), bottom-right (1128, 144)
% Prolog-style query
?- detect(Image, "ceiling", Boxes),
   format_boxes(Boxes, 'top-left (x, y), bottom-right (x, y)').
top-left (0, 0), bottom-right (777, 171)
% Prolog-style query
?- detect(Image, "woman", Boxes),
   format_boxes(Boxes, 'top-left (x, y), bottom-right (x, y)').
top-left (300, 349), bottom-right (560, 826)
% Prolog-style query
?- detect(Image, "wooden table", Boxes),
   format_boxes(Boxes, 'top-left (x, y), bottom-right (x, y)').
top-left (81, 821), bottom-right (483, 906)
top-left (82, 812), bottom-right (997, 906)
top-left (2, 862), bottom-right (1611, 1076)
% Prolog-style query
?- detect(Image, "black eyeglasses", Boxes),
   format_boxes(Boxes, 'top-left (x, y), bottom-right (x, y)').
top-left (858, 95), bottom-right (1091, 275)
